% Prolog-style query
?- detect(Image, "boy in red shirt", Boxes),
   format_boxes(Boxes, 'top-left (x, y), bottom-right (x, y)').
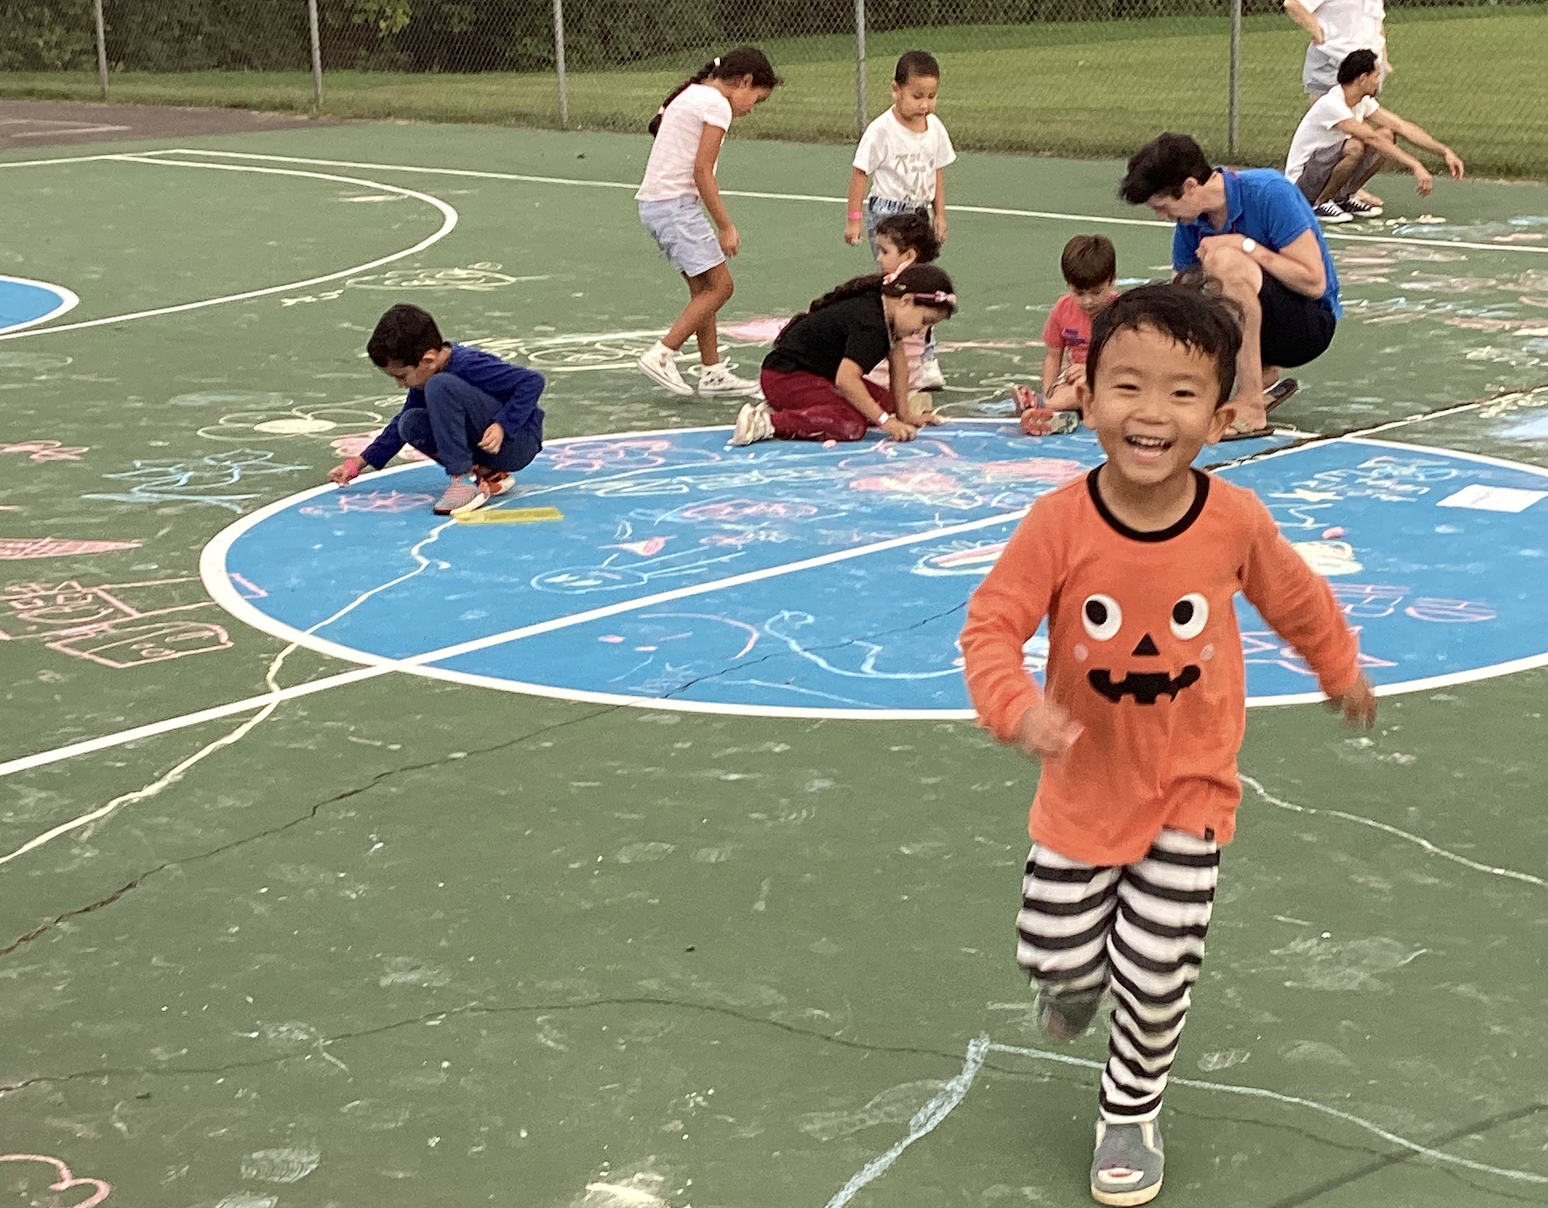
top-left (1019, 235), bottom-right (1119, 436)
top-left (961, 284), bottom-right (1375, 1205)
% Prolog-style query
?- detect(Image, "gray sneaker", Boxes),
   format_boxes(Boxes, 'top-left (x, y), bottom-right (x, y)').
top-left (433, 476), bottom-right (478, 515)
top-left (1090, 1119), bottom-right (1164, 1206)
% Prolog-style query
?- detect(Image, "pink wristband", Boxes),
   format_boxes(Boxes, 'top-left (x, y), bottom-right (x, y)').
top-left (847, 209), bottom-right (863, 220)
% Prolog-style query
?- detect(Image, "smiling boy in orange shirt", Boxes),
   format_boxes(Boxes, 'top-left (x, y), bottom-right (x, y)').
top-left (960, 283), bottom-right (1375, 1205)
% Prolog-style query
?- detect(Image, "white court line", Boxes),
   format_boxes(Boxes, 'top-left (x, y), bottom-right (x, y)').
top-left (0, 518), bottom-right (460, 865)
top-left (120, 148), bottom-right (1548, 257)
top-left (0, 274), bottom-right (79, 335)
top-left (1242, 773), bottom-right (1547, 888)
top-left (0, 497), bottom-right (1029, 780)
top-left (0, 155), bottom-right (458, 342)
top-left (984, 1041), bottom-right (1548, 1185)
top-left (823, 1036), bottom-right (989, 1208)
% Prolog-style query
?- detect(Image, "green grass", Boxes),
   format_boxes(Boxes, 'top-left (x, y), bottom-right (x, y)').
top-left (4, 4), bottom-right (1545, 177)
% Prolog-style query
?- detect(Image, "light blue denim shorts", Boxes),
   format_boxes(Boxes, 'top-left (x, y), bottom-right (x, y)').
top-left (639, 196), bottom-right (725, 278)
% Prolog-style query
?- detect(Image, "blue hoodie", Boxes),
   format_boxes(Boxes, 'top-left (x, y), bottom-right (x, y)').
top-left (360, 344), bottom-right (546, 469)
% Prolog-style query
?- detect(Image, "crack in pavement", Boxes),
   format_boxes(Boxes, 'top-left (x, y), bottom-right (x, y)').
top-left (0, 704), bottom-right (617, 963)
top-left (0, 993), bottom-right (974, 1097)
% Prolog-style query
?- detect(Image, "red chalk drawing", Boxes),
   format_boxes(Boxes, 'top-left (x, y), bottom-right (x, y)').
top-left (607, 537), bottom-right (668, 556)
top-left (299, 490), bottom-right (435, 515)
top-left (0, 1154), bottom-right (110, 1207)
top-left (0, 538), bottom-right (141, 560)
top-left (0, 577), bottom-right (232, 669)
top-left (0, 439), bottom-right (89, 462)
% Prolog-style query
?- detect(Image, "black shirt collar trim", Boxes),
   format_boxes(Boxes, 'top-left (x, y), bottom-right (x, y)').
top-left (1085, 466), bottom-right (1210, 542)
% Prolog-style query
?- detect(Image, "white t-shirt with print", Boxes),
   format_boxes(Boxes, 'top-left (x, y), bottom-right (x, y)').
top-left (853, 110), bottom-right (956, 206)
top-left (636, 83), bottom-right (733, 202)
top-left (1285, 85), bottom-right (1380, 184)
top-left (1301, 0), bottom-right (1386, 60)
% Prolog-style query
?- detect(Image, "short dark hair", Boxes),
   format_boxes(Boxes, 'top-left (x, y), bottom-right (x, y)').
top-left (1060, 235), bottom-right (1117, 291)
top-left (1086, 283), bottom-right (1242, 406)
top-left (1337, 48), bottom-right (1379, 84)
top-left (366, 303), bottom-right (445, 367)
top-left (1118, 133), bottom-right (1214, 205)
top-left (894, 50), bottom-right (940, 84)
top-left (873, 212), bottom-right (941, 263)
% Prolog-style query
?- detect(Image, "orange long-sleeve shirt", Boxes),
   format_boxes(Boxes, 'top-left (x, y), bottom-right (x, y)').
top-left (960, 468), bottom-right (1360, 865)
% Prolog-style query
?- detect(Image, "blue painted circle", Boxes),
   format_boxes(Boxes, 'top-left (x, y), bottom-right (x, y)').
top-left (204, 423), bottom-right (1548, 717)
top-left (0, 276), bottom-right (77, 333)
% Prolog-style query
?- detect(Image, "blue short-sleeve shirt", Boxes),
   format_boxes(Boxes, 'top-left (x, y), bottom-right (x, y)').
top-left (1171, 167), bottom-right (1341, 319)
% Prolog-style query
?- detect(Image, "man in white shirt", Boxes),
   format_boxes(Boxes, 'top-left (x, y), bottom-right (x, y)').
top-left (1284, 49), bottom-right (1464, 224)
top-left (1284, 0), bottom-right (1389, 97)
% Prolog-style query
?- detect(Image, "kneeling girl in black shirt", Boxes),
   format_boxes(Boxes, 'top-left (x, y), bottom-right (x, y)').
top-left (732, 264), bottom-right (957, 445)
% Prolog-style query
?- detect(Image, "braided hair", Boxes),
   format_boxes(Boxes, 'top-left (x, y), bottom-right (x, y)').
top-left (649, 47), bottom-right (782, 136)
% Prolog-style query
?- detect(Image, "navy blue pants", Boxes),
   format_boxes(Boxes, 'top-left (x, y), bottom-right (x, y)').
top-left (398, 373), bottom-right (542, 477)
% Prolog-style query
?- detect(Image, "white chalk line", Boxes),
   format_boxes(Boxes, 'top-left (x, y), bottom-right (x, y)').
top-left (1240, 773), bottom-right (1547, 888)
top-left (0, 505), bottom-right (1027, 783)
top-left (0, 521), bottom-right (457, 867)
top-left (823, 1035), bottom-right (990, 1208)
top-left (824, 1035), bottom-right (1547, 1205)
top-left (98, 148), bottom-right (1548, 259)
top-left (984, 1041), bottom-right (1548, 1185)
top-left (0, 155), bottom-right (458, 342)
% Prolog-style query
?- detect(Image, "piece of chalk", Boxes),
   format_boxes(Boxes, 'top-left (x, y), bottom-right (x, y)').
top-left (822, 439), bottom-right (837, 449)
top-left (1322, 526), bottom-right (1344, 539)
top-left (454, 506), bottom-right (563, 524)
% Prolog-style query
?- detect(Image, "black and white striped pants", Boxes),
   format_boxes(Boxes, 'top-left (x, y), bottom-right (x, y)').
top-left (1015, 828), bottom-right (1220, 1123)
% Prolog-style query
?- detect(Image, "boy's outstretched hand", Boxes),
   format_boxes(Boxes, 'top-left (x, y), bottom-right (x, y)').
top-left (1329, 675), bottom-right (1377, 728)
top-left (1015, 699), bottom-right (1084, 761)
top-left (478, 422), bottom-right (505, 454)
top-left (327, 456), bottom-right (363, 485)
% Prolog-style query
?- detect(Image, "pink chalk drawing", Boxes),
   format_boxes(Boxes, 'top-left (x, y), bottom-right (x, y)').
top-left (0, 538), bottom-right (141, 560)
top-left (607, 537), bottom-right (668, 557)
top-left (229, 572), bottom-right (268, 599)
top-left (329, 432), bottom-right (429, 462)
top-left (0, 577), bottom-right (232, 670)
top-left (0, 439), bottom-right (88, 462)
top-left (978, 458), bottom-right (1086, 484)
top-left (849, 470), bottom-right (960, 495)
top-left (299, 490), bottom-right (436, 515)
top-left (676, 499), bottom-right (819, 522)
top-left (550, 439), bottom-right (674, 473)
top-left (720, 316), bottom-right (790, 343)
top-left (0, 1154), bottom-right (110, 1208)
top-left (1404, 597), bottom-right (1496, 623)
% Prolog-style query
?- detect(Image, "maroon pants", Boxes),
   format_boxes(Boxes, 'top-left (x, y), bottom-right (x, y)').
top-left (759, 369), bottom-right (893, 442)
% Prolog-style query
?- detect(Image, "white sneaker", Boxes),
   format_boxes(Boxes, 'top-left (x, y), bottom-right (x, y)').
top-left (916, 351), bottom-right (946, 392)
top-left (1313, 200), bottom-right (1353, 224)
top-left (730, 401), bottom-right (775, 446)
top-left (637, 340), bottom-right (693, 395)
top-left (697, 362), bottom-right (763, 398)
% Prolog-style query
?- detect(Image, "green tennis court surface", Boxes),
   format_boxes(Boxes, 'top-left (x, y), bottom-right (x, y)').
top-left (1, 120), bottom-right (1547, 1208)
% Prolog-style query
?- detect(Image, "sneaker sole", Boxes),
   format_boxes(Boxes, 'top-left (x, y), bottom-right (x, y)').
top-left (1316, 215), bottom-right (1353, 224)
top-left (638, 355), bottom-right (694, 396)
top-left (449, 493), bottom-right (492, 516)
top-left (698, 384), bottom-right (763, 398)
top-left (1090, 1178), bottom-right (1163, 1206)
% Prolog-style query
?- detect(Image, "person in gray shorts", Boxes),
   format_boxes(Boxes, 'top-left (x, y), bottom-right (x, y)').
top-left (1284, 0), bottom-right (1389, 97)
top-left (1285, 49), bottom-right (1464, 225)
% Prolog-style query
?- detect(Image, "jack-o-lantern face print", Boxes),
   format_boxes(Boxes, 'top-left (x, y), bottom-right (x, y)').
top-left (1078, 590), bottom-right (1211, 704)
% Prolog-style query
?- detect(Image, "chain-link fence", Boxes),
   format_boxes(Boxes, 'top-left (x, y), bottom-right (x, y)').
top-left (4, 0), bottom-right (1546, 176)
